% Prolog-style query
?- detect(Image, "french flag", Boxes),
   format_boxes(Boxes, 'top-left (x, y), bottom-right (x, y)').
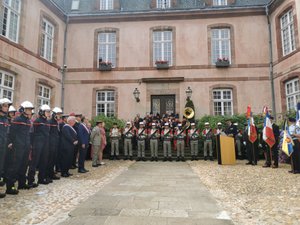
top-left (262, 106), bottom-right (275, 148)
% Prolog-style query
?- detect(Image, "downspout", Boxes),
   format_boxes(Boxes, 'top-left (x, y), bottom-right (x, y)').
top-left (266, 5), bottom-right (276, 120)
top-left (61, 15), bottom-right (69, 112)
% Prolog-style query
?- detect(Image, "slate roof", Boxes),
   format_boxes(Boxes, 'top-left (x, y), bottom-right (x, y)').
top-left (51, 0), bottom-right (271, 15)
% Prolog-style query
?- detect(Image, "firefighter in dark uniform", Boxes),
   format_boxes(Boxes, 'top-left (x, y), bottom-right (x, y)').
top-left (28, 104), bottom-right (51, 186)
top-left (6, 101), bottom-right (34, 194)
top-left (56, 114), bottom-right (68, 173)
top-left (0, 98), bottom-right (12, 198)
top-left (47, 107), bottom-right (63, 181)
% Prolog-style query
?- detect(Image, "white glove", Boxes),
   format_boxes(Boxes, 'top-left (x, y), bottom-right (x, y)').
top-left (259, 144), bottom-right (262, 148)
top-left (243, 141), bottom-right (246, 146)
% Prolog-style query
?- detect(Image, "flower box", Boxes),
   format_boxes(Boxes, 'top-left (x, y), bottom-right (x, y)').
top-left (215, 58), bottom-right (230, 68)
top-left (155, 60), bottom-right (169, 70)
top-left (99, 62), bottom-right (112, 71)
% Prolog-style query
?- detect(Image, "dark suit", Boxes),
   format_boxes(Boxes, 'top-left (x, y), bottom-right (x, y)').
top-left (0, 115), bottom-right (9, 179)
top-left (48, 117), bottom-right (60, 178)
top-left (72, 121), bottom-right (80, 167)
top-left (77, 123), bottom-right (90, 170)
top-left (243, 126), bottom-right (258, 164)
top-left (61, 124), bottom-right (77, 175)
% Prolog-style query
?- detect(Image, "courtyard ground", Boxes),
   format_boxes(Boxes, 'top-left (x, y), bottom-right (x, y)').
top-left (0, 159), bottom-right (299, 225)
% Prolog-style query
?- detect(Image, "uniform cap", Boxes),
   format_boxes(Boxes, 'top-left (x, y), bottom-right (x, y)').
top-left (178, 124), bottom-right (182, 127)
top-left (191, 123), bottom-right (195, 126)
top-left (164, 122), bottom-right (169, 126)
top-left (152, 123), bottom-right (156, 126)
top-left (233, 122), bottom-right (238, 126)
top-left (139, 122), bottom-right (144, 125)
top-left (205, 122), bottom-right (209, 125)
top-left (217, 122), bottom-right (222, 125)
top-left (0, 98), bottom-right (12, 105)
top-left (126, 121), bottom-right (131, 125)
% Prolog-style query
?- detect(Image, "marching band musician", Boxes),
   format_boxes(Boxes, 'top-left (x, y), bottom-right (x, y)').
top-left (214, 122), bottom-right (224, 135)
top-left (148, 122), bottom-right (160, 161)
top-left (189, 123), bottom-right (199, 161)
top-left (161, 122), bottom-right (173, 161)
top-left (109, 122), bottom-right (121, 160)
top-left (202, 122), bottom-right (213, 161)
top-left (175, 124), bottom-right (186, 161)
top-left (137, 122), bottom-right (147, 161)
top-left (123, 121), bottom-right (134, 161)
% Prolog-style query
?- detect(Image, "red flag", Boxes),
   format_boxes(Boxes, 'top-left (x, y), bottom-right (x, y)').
top-left (247, 105), bottom-right (257, 143)
top-left (263, 108), bottom-right (275, 148)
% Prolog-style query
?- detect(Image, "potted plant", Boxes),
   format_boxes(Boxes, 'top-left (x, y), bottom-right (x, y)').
top-left (155, 60), bottom-right (169, 70)
top-left (99, 60), bottom-right (113, 71)
top-left (215, 57), bottom-right (230, 68)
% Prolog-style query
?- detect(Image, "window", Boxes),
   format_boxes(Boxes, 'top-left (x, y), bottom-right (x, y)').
top-left (98, 32), bottom-right (116, 67)
top-left (37, 84), bottom-right (51, 107)
top-left (213, 0), bottom-right (227, 6)
top-left (40, 19), bottom-right (54, 62)
top-left (0, 70), bottom-right (14, 101)
top-left (280, 10), bottom-right (296, 56)
top-left (285, 78), bottom-right (300, 111)
top-left (71, 0), bottom-right (80, 10)
top-left (157, 0), bottom-right (171, 9)
top-left (213, 89), bottom-right (233, 116)
top-left (211, 28), bottom-right (231, 64)
top-left (153, 30), bottom-right (173, 66)
top-left (0, 0), bottom-right (21, 42)
top-left (100, 0), bottom-right (113, 10)
top-left (96, 90), bottom-right (115, 117)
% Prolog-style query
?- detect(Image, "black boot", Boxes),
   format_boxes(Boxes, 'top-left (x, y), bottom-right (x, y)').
top-left (6, 185), bottom-right (19, 195)
top-left (150, 157), bottom-right (154, 161)
top-left (129, 156), bottom-right (133, 161)
top-left (168, 157), bottom-right (172, 162)
top-left (0, 192), bottom-right (6, 198)
top-left (163, 157), bottom-right (167, 162)
top-left (124, 156), bottom-right (128, 160)
top-left (191, 156), bottom-right (194, 161)
top-left (204, 156), bottom-right (207, 161)
top-left (176, 157), bottom-right (180, 162)
top-left (181, 157), bottom-right (186, 162)
top-left (155, 157), bottom-right (158, 161)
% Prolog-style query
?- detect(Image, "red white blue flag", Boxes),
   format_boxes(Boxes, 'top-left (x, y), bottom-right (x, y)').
top-left (262, 106), bottom-right (275, 148)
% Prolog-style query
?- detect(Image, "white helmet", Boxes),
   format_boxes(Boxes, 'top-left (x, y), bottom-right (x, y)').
top-left (0, 98), bottom-right (12, 105)
top-left (20, 101), bottom-right (34, 109)
top-left (52, 107), bottom-right (63, 114)
top-left (40, 104), bottom-right (51, 111)
top-left (8, 105), bottom-right (16, 112)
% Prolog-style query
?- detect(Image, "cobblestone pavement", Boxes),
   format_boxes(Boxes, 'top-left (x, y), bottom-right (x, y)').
top-left (190, 160), bottom-right (300, 225)
top-left (0, 160), bottom-right (134, 225)
top-left (1, 159), bottom-right (299, 225)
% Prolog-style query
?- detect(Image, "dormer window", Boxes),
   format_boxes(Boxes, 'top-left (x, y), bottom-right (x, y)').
top-left (213, 0), bottom-right (227, 6)
top-left (157, 0), bottom-right (171, 9)
top-left (100, 0), bottom-right (113, 10)
top-left (71, 0), bottom-right (80, 10)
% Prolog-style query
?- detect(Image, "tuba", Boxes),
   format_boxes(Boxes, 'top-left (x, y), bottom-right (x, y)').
top-left (183, 107), bottom-right (194, 119)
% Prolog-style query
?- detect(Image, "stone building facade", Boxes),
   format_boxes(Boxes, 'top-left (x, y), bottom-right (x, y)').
top-left (0, 0), bottom-right (299, 120)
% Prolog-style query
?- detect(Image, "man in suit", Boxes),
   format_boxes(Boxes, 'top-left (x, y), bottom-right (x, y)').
top-left (262, 116), bottom-right (280, 168)
top-left (77, 116), bottom-right (90, 173)
top-left (60, 116), bottom-right (78, 177)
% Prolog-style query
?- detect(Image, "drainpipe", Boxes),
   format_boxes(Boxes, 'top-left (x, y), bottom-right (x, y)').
top-left (266, 5), bottom-right (276, 120)
top-left (61, 15), bottom-right (69, 112)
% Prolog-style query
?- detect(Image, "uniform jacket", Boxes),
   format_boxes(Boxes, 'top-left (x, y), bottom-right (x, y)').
top-left (78, 123), bottom-right (90, 145)
top-left (188, 128), bottom-right (199, 140)
top-left (148, 128), bottom-right (160, 139)
top-left (33, 116), bottom-right (50, 141)
top-left (174, 128), bottom-right (186, 140)
top-left (161, 129), bottom-right (173, 140)
top-left (61, 124), bottom-right (77, 150)
top-left (0, 115), bottom-right (9, 149)
top-left (90, 126), bottom-right (101, 146)
top-left (225, 124), bottom-right (238, 137)
top-left (9, 114), bottom-right (31, 149)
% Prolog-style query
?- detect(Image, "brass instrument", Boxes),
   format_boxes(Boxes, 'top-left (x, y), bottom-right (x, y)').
top-left (183, 107), bottom-right (194, 119)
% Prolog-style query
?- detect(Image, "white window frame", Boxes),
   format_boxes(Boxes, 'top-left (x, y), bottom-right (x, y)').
top-left (96, 90), bottom-right (115, 117)
top-left (1, 0), bottom-right (21, 42)
top-left (153, 30), bottom-right (173, 66)
top-left (37, 84), bottom-right (51, 108)
top-left (71, 0), bottom-right (80, 10)
top-left (157, 0), bottom-right (171, 9)
top-left (285, 78), bottom-right (300, 111)
top-left (280, 9), bottom-right (296, 56)
top-left (100, 0), bottom-right (113, 10)
top-left (98, 32), bottom-right (116, 67)
top-left (211, 28), bottom-right (231, 64)
top-left (40, 18), bottom-right (54, 62)
top-left (213, 89), bottom-right (233, 116)
top-left (213, 0), bottom-right (227, 6)
top-left (0, 70), bottom-right (14, 101)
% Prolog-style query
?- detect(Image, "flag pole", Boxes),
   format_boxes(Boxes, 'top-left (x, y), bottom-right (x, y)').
top-left (269, 145), bottom-right (273, 165)
top-left (252, 142), bottom-right (256, 164)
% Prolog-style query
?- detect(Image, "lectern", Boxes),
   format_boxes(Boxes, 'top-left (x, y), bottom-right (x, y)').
top-left (216, 134), bottom-right (236, 165)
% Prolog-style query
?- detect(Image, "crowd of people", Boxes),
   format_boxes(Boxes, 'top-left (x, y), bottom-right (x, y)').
top-left (0, 98), bottom-right (107, 198)
top-left (0, 98), bottom-right (299, 199)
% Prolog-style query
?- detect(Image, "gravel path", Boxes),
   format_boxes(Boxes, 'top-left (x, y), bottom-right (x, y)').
top-left (0, 160), bottom-right (134, 225)
top-left (190, 160), bottom-right (300, 225)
